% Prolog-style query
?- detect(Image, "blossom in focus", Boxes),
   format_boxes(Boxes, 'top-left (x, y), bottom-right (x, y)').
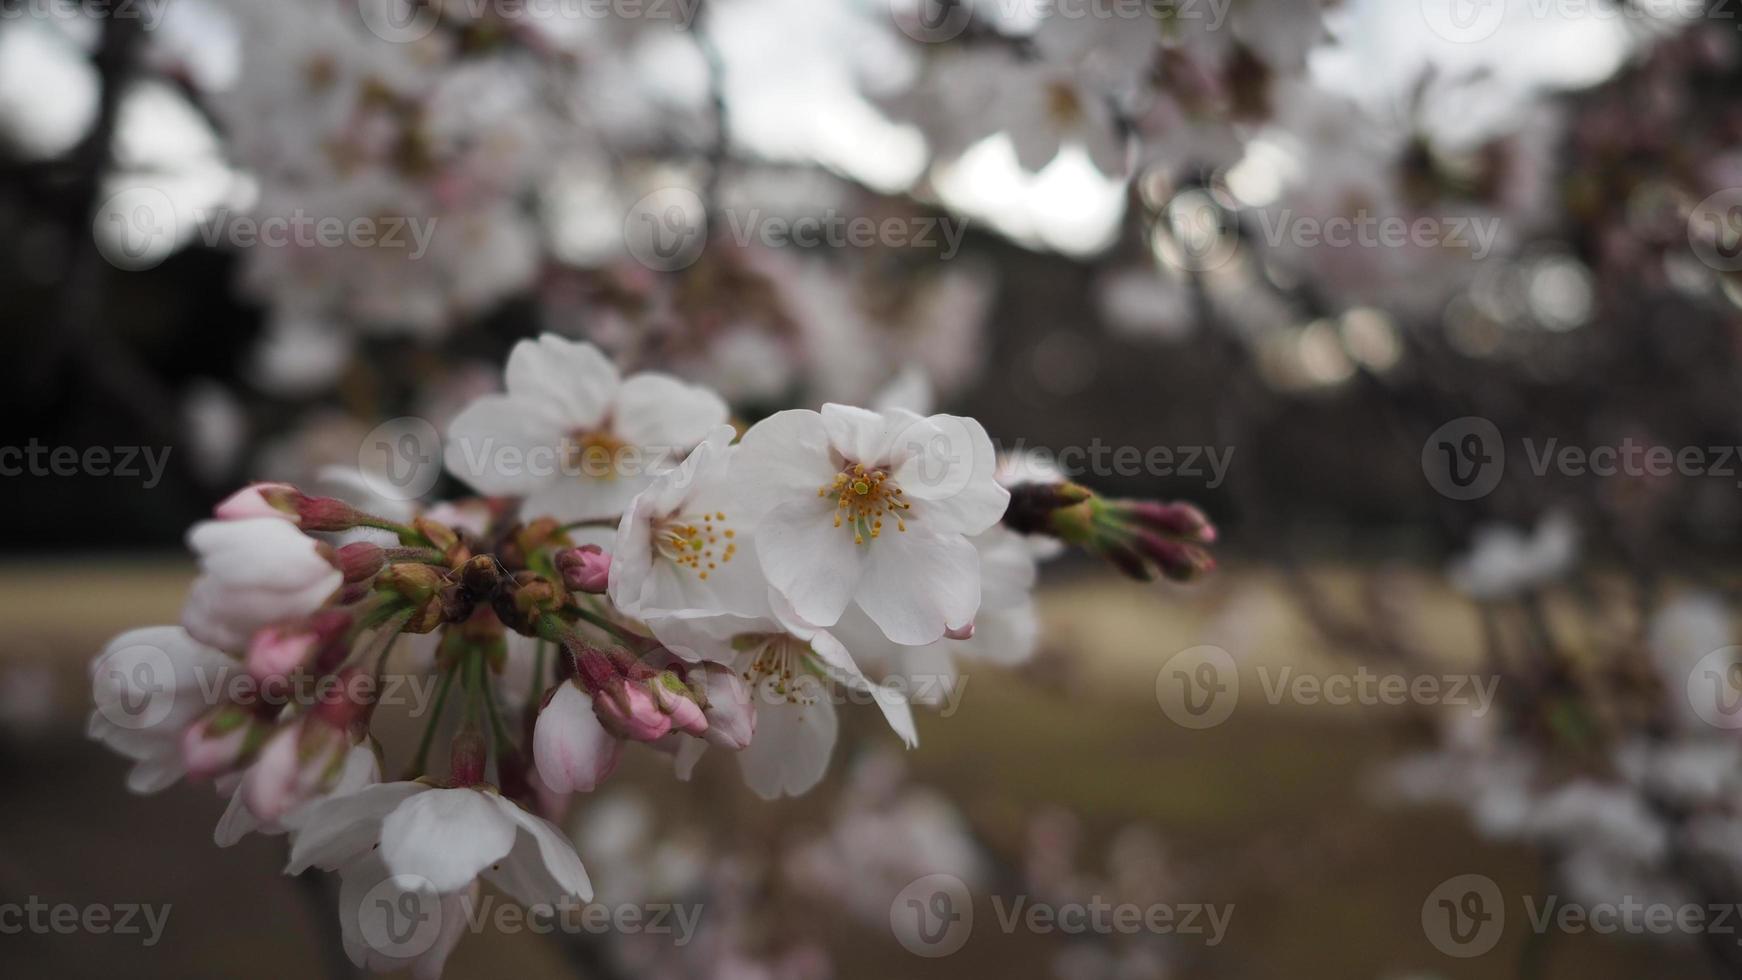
top-left (732, 405), bottom-right (1008, 645)
top-left (444, 334), bottom-right (728, 523)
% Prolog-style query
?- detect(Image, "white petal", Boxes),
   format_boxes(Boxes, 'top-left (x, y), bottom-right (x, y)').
top-left (505, 334), bottom-right (618, 427)
top-left (287, 782), bottom-right (427, 873)
top-left (755, 498), bottom-right (865, 628)
top-left (733, 410), bottom-right (839, 512)
top-left (443, 394), bottom-right (566, 497)
top-left (855, 530), bottom-right (981, 646)
top-left (379, 788), bottom-right (517, 894)
top-left (809, 630), bottom-right (917, 748)
top-left (523, 472), bottom-right (654, 525)
top-left (613, 373), bottom-right (729, 451)
top-left (737, 689), bottom-right (836, 800)
top-left (484, 794), bottom-right (594, 904)
top-left (820, 403), bottom-right (893, 463)
top-left (889, 414), bottom-right (1008, 536)
top-left (214, 787), bottom-right (260, 847)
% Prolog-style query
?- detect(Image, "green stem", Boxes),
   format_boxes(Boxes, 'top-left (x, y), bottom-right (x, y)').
top-left (479, 667), bottom-right (516, 755)
top-left (570, 605), bottom-right (654, 651)
top-left (405, 661), bottom-right (459, 780)
top-left (530, 640), bottom-right (548, 705)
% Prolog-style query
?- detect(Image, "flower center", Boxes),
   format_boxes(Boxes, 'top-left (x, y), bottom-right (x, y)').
top-left (653, 511), bottom-right (736, 581)
top-left (736, 634), bottom-right (818, 704)
top-left (565, 428), bottom-right (630, 480)
top-left (1047, 82), bottom-right (1083, 126)
top-left (818, 463), bottom-right (911, 546)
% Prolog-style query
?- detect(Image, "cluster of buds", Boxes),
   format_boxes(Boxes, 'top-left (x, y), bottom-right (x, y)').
top-left (1002, 482), bottom-right (1218, 582)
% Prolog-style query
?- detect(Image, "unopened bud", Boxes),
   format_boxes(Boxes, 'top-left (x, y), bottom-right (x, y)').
top-left (377, 562), bottom-right (447, 604)
top-left (555, 545), bottom-right (612, 594)
top-left (181, 706), bottom-right (266, 780)
top-left (215, 482), bottom-right (302, 522)
top-left (449, 729), bottom-right (488, 787)
top-left (1135, 534), bottom-right (1216, 582)
top-left (335, 542), bottom-right (386, 582)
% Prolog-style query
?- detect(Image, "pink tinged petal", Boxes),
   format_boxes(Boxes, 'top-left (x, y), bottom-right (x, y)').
top-left (960, 602), bottom-right (1040, 666)
top-left (442, 393), bottom-right (566, 497)
top-left (215, 483), bottom-right (297, 522)
top-left (889, 414), bottom-right (1009, 536)
top-left (733, 410), bottom-right (839, 511)
top-left (532, 684), bottom-right (622, 794)
top-left (287, 782), bottom-right (427, 874)
top-left (483, 795), bottom-right (594, 904)
top-left (737, 688), bottom-right (836, 800)
top-left (247, 627), bottom-right (318, 682)
top-left (380, 788), bottom-right (518, 894)
top-left (505, 333), bottom-right (618, 427)
top-left (239, 724), bottom-right (304, 823)
top-left (855, 529), bottom-right (982, 646)
top-left (755, 498), bottom-right (865, 628)
top-left (613, 373), bottom-right (730, 452)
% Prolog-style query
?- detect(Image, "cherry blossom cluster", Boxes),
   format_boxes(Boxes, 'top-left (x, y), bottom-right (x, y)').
top-left (88, 335), bottom-right (1214, 976)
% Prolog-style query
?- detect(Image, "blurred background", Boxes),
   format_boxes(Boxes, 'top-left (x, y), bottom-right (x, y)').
top-left (4, 0), bottom-right (1742, 977)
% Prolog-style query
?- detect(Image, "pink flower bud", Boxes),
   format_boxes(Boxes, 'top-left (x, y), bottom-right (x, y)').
top-left (215, 482), bottom-right (301, 522)
top-left (240, 717), bottom-right (348, 823)
top-left (944, 623), bottom-right (976, 640)
top-left (592, 682), bottom-right (672, 741)
top-left (246, 627), bottom-right (319, 683)
top-left (653, 672), bottom-right (708, 737)
top-left (334, 542), bottom-right (386, 582)
top-left (532, 683), bottom-right (622, 794)
top-left (555, 545), bottom-right (612, 594)
top-left (181, 708), bottom-right (260, 780)
top-left (449, 730), bottom-right (489, 787)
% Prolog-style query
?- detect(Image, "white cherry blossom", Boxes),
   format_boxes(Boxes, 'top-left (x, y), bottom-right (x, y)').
top-left (444, 334), bottom-right (728, 523)
top-left (732, 404), bottom-right (1008, 645)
